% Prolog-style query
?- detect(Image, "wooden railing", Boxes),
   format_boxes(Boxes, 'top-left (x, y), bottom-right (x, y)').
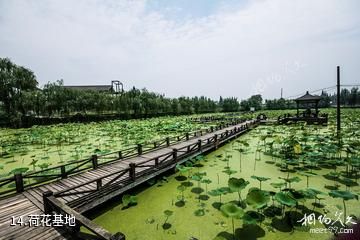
top-left (277, 113), bottom-right (328, 125)
top-left (189, 116), bottom-right (245, 123)
top-left (0, 118), bottom-right (250, 197)
top-left (50, 120), bottom-right (259, 207)
top-left (39, 119), bottom-right (258, 239)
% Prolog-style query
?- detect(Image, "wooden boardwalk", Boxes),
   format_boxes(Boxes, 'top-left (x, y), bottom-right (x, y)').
top-left (0, 119), bottom-right (258, 240)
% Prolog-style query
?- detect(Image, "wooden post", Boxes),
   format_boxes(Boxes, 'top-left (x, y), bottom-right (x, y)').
top-left (166, 137), bottom-right (170, 146)
top-left (172, 149), bottom-right (178, 162)
top-left (96, 179), bottom-right (102, 190)
top-left (137, 144), bottom-right (142, 155)
top-left (129, 163), bottom-right (136, 181)
top-left (154, 142), bottom-right (157, 148)
top-left (214, 134), bottom-right (218, 149)
top-left (14, 173), bottom-right (24, 193)
top-left (186, 133), bottom-right (189, 140)
top-left (337, 66), bottom-right (341, 136)
top-left (61, 165), bottom-right (67, 179)
top-left (118, 151), bottom-right (122, 159)
top-left (43, 191), bottom-right (53, 214)
top-left (91, 155), bottom-right (98, 169)
top-left (155, 157), bottom-right (159, 166)
top-left (198, 140), bottom-right (202, 151)
top-left (225, 130), bottom-right (229, 136)
top-left (210, 126), bottom-right (214, 132)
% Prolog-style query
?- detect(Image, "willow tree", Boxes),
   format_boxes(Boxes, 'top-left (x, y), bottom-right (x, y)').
top-left (0, 57), bottom-right (38, 125)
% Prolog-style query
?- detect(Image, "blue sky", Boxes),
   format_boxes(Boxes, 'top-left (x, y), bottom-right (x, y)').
top-left (146, 0), bottom-right (249, 20)
top-left (0, 0), bottom-right (359, 99)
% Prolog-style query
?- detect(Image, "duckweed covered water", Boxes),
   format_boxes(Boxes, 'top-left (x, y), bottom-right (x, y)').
top-left (0, 116), bottom-right (211, 179)
top-left (86, 125), bottom-right (360, 240)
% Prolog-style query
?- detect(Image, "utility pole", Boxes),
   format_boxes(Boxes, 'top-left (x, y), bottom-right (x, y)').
top-left (336, 66), bottom-right (341, 136)
top-left (280, 88), bottom-right (283, 99)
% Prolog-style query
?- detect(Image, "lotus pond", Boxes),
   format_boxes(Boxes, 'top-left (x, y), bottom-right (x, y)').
top-left (85, 111), bottom-right (360, 240)
top-left (0, 116), bottom-right (217, 180)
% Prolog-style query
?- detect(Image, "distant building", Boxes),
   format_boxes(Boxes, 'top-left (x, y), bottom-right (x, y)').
top-left (63, 80), bottom-right (123, 94)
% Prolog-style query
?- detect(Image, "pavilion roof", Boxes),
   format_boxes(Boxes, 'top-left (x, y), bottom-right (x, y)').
top-left (295, 91), bottom-right (321, 102)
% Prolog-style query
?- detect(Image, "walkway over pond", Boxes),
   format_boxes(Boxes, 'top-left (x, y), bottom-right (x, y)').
top-left (0, 119), bottom-right (259, 240)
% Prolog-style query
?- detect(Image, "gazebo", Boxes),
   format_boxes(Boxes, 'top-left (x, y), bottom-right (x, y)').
top-left (294, 91), bottom-right (322, 117)
top-left (277, 91), bottom-right (328, 125)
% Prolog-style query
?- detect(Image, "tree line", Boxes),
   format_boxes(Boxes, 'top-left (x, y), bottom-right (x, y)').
top-left (265, 89), bottom-right (360, 110)
top-left (1, 57), bottom-right (359, 127)
top-left (0, 58), bottom-right (248, 126)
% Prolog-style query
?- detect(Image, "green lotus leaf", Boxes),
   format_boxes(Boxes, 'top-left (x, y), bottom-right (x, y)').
top-left (122, 194), bottom-right (137, 207)
top-left (223, 169), bottom-right (237, 175)
top-left (228, 178), bottom-right (249, 192)
top-left (219, 187), bottom-right (231, 194)
top-left (329, 190), bottom-right (358, 201)
top-left (191, 175), bottom-right (202, 181)
top-left (122, 194), bottom-right (131, 207)
top-left (164, 210), bottom-right (173, 217)
top-left (194, 209), bottom-right (205, 217)
top-left (177, 185), bottom-right (186, 192)
top-left (176, 164), bottom-right (191, 173)
top-left (201, 179), bottom-right (212, 184)
top-left (279, 176), bottom-right (301, 183)
top-left (306, 188), bottom-right (325, 196)
top-left (299, 171), bottom-right (317, 177)
top-left (274, 192), bottom-right (297, 207)
top-left (9, 167), bottom-right (29, 175)
top-left (251, 175), bottom-right (271, 182)
top-left (270, 182), bottom-right (286, 189)
top-left (208, 189), bottom-right (222, 196)
top-left (246, 189), bottom-right (270, 209)
top-left (341, 177), bottom-right (356, 186)
top-left (220, 202), bottom-right (244, 219)
top-left (242, 214), bottom-right (257, 225)
top-left (327, 171), bottom-right (341, 178)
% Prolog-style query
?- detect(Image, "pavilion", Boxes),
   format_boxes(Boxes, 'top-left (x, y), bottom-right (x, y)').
top-left (277, 91), bottom-right (328, 125)
top-left (295, 91), bottom-right (322, 117)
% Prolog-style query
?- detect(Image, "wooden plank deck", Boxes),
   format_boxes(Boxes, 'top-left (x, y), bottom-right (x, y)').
top-left (0, 120), bottom-right (258, 240)
top-left (0, 194), bottom-right (67, 240)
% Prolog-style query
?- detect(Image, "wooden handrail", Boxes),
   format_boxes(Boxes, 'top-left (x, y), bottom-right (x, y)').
top-left (54, 167), bottom-right (130, 197)
top-left (0, 119), bottom-right (252, 196)
top-left (50, 119), bottom-right (257, 211)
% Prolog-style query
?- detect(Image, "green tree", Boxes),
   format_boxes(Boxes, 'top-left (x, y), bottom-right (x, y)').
top-left (0, 58), bottom-right (38, 125)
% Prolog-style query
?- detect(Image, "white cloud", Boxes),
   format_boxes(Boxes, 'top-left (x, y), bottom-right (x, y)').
top-left (0, 0), bottom-right (359, 99)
